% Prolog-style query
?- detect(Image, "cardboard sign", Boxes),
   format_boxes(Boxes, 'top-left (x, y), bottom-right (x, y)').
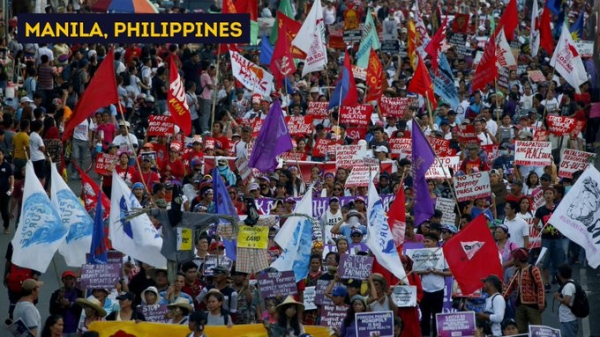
top-left (436, 197), bottom-right (457, 226)
top-left (338, 254), bottom-right (374, 280)
top-left (176, 227), bottom-right (193, 251)
top-left (453, 171), bottom-right (491, 202)
top-left (7, 319), bottom-right (35, 337)
top-left (80, 263), bottom-right (122, 290)
top-left (351, 65), bottom-right (367, 81)
top-left (201, 255), bottom-right (233, 277)
top-left (428, 137), bottom-right (455, 157)
top-left (237, 225), bottom-right (269, 249)
top-left (426, 156), bottom-right (460, 179)
top-left (336, 145), bottom-right (366, 168)
top-left (381, 40), bottom-right (400, 54)
top-left (340, 105), bottom-right (373, 127)
top-left (257, 271), bottom-right (298, 298)
top-left (405, 248), bottom-right (445, 273)
top-left (481, 144), bottom-right (500, 163)
top-left (303, 286), bottom-right (317, 310)
top-left (574, 40), bottom-right (594, 58)
top-left (320, 304), bottom-right (348, 328)
top-left (379, 96), bottom-right (416, 118)
top-left (286, 116), bottom-right (314, 136)
top-left (435, 311), bottom-right (477, 337)
top-left (344, 164), bottom-right (379, 188)
top-left (456, 125), bottom-right (478, 145)
top-left (314, 279), bottom-right (334, 306)
top-left (531, 187), bottom-right (545, 214)
top-left (514, 141), bottom-right (552, 167)
top-left (312, 138), bottom-right (335, 158)
top-left (391, 285), bottom-right (417, 307)
top-left (388, 137), bottom-right (412, 159)
top-left (528, 70), bottom-right (546, 82)
top-left (235, 154), bottom-right (253, 184)
top-left (307, 101), bottom-right (331, 118)
top-left (147, 115), bottom-right (174, 137)
top-left (558, 149), bottom-right (595, 178)
top-left (94, 153), bottom-right (118, 176)
top-left (546, 115), bottom-right (586, 136)
top-left (139, 304), bottom-right (169, 323)
top-left (279, 151), bottom-right (307, 162)
top-left (355, 311), bottom-right (394, 337)
top-left (497, 66), bottom-right (510, 94)
top-left (529, 325), bottom-right (561, 337)
top-left (344, 29), bottom-right (362, 43)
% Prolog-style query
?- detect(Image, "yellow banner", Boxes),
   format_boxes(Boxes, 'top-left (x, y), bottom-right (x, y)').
top-left (236, 225), bottom-right (269, 249)
top-left (89, 321), bottom-right (331, 337)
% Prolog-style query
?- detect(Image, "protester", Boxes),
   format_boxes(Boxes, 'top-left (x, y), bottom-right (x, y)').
top-left (166, 298), bottom-right (194, 325)
top-left (14, 279), bottom-right (43, 337)
top-left (554, 264), bottom-right (578, 337)
top-left (106, 292), bottom-right (145, 322)
top-left (41, 315), bottom-right (64, 337)
top-left (75, 297), bottom-right (107, 336)
top-left (49, 271), bottom-right (83, 337)
top-left (477, 275), bottom-right (506, 336)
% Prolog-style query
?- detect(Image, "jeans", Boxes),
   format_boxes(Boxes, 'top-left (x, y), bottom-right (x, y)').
top-left (515, 304), bottom-right (542, 333)
top-left (71, 139), bottom-right (90, 175)
top-left (542, 238), bottom-right (566, 280)
top-left (560, 320), bottom-right (578, 337)
top-left (200, 98), bottom-right (212, 133)
top-left (192, 118), bottom-right (202, 135)
top-left (419, 289), bottom-right (444, 337)
top-left (0, 190), bottom-right (9, 229)
top-left (156, 99), bottom-right (167, 115)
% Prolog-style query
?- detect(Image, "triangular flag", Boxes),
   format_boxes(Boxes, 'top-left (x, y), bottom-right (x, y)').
top-left (292, 0), bottom-right (327, 76)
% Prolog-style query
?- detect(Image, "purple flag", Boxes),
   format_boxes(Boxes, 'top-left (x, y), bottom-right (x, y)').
top-left (411, 119), bottom-right (435, 226)
top-left (249, 99), bottom-right (293, 172)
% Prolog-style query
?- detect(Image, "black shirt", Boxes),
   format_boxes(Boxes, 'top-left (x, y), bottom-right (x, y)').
top-left (152, 77), bottom-right (167, 101)
top-left (0, 161), bottom-right (13, 192)
top-left (535, 204), bottom-right (562, 239)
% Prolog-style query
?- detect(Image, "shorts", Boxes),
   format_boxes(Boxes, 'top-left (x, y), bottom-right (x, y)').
top-left (32, 160), bottom-right (46, 179)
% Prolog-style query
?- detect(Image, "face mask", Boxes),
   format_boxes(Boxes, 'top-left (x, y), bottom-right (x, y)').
top-left (501, 150), bottom-right (509, 156)
top-left (348, 217), bottom-right (359, 226)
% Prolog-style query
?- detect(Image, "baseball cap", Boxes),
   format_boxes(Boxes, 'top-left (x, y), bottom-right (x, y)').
top-left (493, 223), bottom-right (509, 233)
top-left (116, 292), bottom-right (135, 301)
top-left (442, 224), bottom-right (458, 234)
top-left (22, 279), bottom-right (43, 291)
top-left (332, 286), bottom-right (348, 297)
top-left (374, 145), bottom-right (389, 153)
top-left (351, 228), bottom-right (363, 236)
top-left (212, 265), bottom-right (230, 275)
top-left (329, 197), bottom-right (340, 204)
top-left (61, 271), bottom-right (77, 279)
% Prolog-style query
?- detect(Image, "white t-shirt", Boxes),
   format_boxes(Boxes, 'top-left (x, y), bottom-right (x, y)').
top-left (559, 281), bottom-right (577, 322)
top-left (29, 132), bottom-right (45, 161)
top-left (504, 216), bottom-right (529, 248)
top-left (483, 293), bottom-right (506, 336)
top-left (323, 7), bottom-right (336, 25)
top-left (112, 133), bottom-right (138, 153)
top-left (13, 301), bottom-right (41, 337)
top-left (73, 119), bottom-right (90, 141)
top-left (320, 208), bottom-right (343, 244)
top-left (420, 255), bottom-right (449, 292)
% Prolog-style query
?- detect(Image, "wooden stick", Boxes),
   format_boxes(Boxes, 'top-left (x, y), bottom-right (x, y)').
top-left (117, 104), bottom-right (150, 196)
top-left (210, 47), bottom-right (223, 134)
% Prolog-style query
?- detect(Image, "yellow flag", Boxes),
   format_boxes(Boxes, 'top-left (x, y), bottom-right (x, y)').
top-left (407, 19), bottom-right (418, 70)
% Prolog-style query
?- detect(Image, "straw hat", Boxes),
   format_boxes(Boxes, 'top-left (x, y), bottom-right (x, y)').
top-left (76, 297), bottom-right (107, 317)
top-left (167, 298), bottom-right (194, 312)
top-left (371, 273), bottom-right (388, 289)
top-left (276, 295), bottom-right (304, 314)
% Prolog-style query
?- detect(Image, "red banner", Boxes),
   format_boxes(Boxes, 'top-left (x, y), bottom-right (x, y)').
top-left (280, 151), bottom-right (308, 162)
top-left (379, 97), bottom-right (416, 118)
top-left (457, 124), bottom-right (479, 145)
top-left (546, 115), bottom-right (586, 136)
top-left (533, 130), bottom-right (549, 141)
top-left (286, 116), bottom-right (314, 136)
top-left (345, 126), bottom-right (368, 142)
top-left (340, 105), bottom-right (373, 127)
top-left (252, 119), bottom-right (264, 137)
top-left (95, 153), bottom-right (118, 176)
top-left (313, 138), bottom-right (335, 158)
top-left (427, 137), bottom-right (455, 157)
top-left (167, 60), bottom-right (192, 135)
top-left (388, 137), bottom-right (412, 159)
top-left (147, 115), bottom-right (175, 137)
top-left (481, 144), bottom-right (500, 162)
top-left (307, 101), bottom-right (331, 118)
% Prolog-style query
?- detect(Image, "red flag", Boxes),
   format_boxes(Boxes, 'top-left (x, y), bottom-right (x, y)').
top-left (407, 55), bottom-right (437, 107)
top-left (442, 215), bottom-right (503, 295)
top-left (168, 60), bottom-right (192, 135)
top-left (388, 182), bottom-right (406, 247)
top-left (539, 6), bottom-right (555, 54)
top-left (74, 163), bottom-right (111, 217)
top-left (233, 0), bottom-right (258, 21)
top-left (496, 0), bottom-right (518, 40)
top-left (365, 49), bottom-right (383, 102)
top-left (270, 22), bottom-right (297, 86)
top-left (278, 12), bottom-right (306, 59)
top-left (471, 39), bottom-right (498, 93)
top-left (63, 48), bottom-right (118, 141)
top-left (425, 16), bottom-right (448, 74)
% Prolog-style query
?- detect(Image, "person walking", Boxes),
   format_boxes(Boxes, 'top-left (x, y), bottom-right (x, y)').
top-left (554, 264), bottom-right (579, 337)
top-left (13, 279), bottom-right (43, 337)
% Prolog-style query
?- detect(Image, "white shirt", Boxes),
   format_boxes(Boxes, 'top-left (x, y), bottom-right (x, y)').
top-left (323, 7), bottom-right (336, 24)
top-left (420, 255), bottom-right (448, 292)
top-left (483, 293), bottom-right (506, 336)
top-left (112, 133), bottom-right (138, 154)
top-left (320, 208), bottom-right (343, 244)
top-left (234, 139), bottom-right (250, 158)
top-left (73, 119), bottom-right (90, 141)
top-left (38, 46), bottom-right (54, 64)
top-left (559, 281), bottom-right (577, 322)
top-left (29, 132), bottom-right (45, 161)
top-left (541, 98), bottom-right (559, 112)
top-left (485, 119), bottom-right (498, 136)
top-left (504, 216), bottom-right (529, 248)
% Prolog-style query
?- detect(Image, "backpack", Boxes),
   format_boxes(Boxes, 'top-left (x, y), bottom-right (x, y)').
top-left (7, 264), bottom-right (33, 293)
top-left (564, 281), bottom-right (589, 318)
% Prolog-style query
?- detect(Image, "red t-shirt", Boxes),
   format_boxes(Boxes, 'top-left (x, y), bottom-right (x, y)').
top-left (132, 170), bottom-right (160, 187)
top-left (161, 159), bottom-right (186, 181)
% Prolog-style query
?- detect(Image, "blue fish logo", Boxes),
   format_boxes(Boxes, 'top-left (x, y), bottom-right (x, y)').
top-left (57, 190), bottom-right (93, 243)
top-left (21, 193), bottom-right (67, 248)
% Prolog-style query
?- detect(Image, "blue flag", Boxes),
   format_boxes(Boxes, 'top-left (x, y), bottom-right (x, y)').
top-left (411, 120), bottom-right (436, 226)
top-left (248, 100), bottom-right (293, 173)
top-left (259, 35), bottom-right (274, 66)
top-left (328, 50), bottom-right (358, 110)
top-left (546, 0), bottom-right (562, 15)
top-left (89, 191), bottom-right (108, 264)
top-left (432, 54), bottom-right (460, 110)
top-left (569, 10), bottom-right (584, 40)
top-left (222, 238), bottom-right (237, 262)
top-left (212, 168), bottom-right (240, 222)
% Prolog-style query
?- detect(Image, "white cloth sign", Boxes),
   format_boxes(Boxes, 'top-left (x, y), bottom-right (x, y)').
top-left (453, 172), bottom-right (491, 202)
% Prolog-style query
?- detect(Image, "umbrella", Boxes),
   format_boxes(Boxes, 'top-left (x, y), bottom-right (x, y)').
top-left (107, 0), bottom-right (158, 13)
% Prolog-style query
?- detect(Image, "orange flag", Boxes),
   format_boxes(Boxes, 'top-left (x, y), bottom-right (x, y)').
top-left (366, 49), bottom-right (383, 102)
top-left (407, 55), bottom-right (437, 107)
top-left (407, 19), bottom-right (418, 69)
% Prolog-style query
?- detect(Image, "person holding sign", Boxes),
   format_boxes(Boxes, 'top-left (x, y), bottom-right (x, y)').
top-left (265, 296), bottom-right (305, 336)
top-left (166, 298), bottom-right (194, 325)
top-left (75, 297), bottom-right (107, 335)
top-left (396, 255), bottom-right (423, 337)
top-left (335, 295), bottom-right (368, 337)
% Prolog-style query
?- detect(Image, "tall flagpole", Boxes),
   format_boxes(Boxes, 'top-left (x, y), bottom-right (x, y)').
top-left (211, 46), bottom-right (223, 134)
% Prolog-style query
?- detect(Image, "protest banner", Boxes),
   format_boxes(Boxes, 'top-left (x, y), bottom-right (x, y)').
top-left (381, 40), bottom-right (400, 54)
top-left (307, 101), bottom-right (331, 118)
top-left (201, 255), bottom-right (233, 277)
top-left (481, 144), bottom-right (500, 163)
top-left (497, 66), bottom-right (510, 94)
top-left (80, 263), bottom-right (122, 289)
top-left (453, 172), bottom-right (491, 202)
top-left (574, 40), bottom-right (594, 58)
top-left (7, 319), bottom-right (35, 337)
top-left (279, 151), bottom-right (308, 161)
top-left (533, 129), bottom-right (549, 141)
top-left (230, 50), bottom-right (274, 96)
top-left (257, 271), bottom-right (298, 298)
top-left (436, 198), bottom-right (457, 226)
top-left (237, 225), bottom-right (269, 249)
top-left (514, 141), bottom-right (552, 166)
top-left (528, 325), bottom-right (561, 337)
top-left (388, 137), bottom-right (412, 159)
top-left (391, 285), bottom-right (417, 307)
top-left (328, 23), bottom-right (345, 49)
top-left (559, 149), bottom-right (596, 178)
top-left (428, 137), bottom-right (455, 157)
top-left (546, 115), bottom-right (586, 136)
top-left (527, 70), bottom-right (546, 82)
top-left (355, 311), bottom-right (394, 337)
top-left (435, 312), bottom-right (476, 337)
top-left (456, 125), bottom-right (478, 145)
top-left (338, 254), bottom-right (374, 280)
top-left (314, 279), bottom-right (334, 306)
top-left (286, 116), bottom-right (314, 136)
top-left (138, 305), bottom-right (169, 323)
top-left (312, 138), bottom-right (335, 158)
top-left (379, 96), bottom-right (415, 118)
top-left (426, 156), bottom-right (459, 179)
top-left (336, 145), bottom-right (365, 168)
top-left (351, 65), bottom-right (367, 81)
top-left (448, 33), bottom-right (469, 56)
top-left (340, 105), bottom-right (373, 127)
top-left (146, 115), bottom-right (174, 137)
top-left (345, 164), bottom-right (379, 188)
top-left (320, 304), bottom-right (348, 328)
top-left (531, 187), bottom-right (545, 215)
top-left (94, 153), bottom-right (118, 176)
top-left (405, 248), bottom-right (445, 272)
top-left (303, 286), bottom-right (317, 310)
top-left (235, 154), bottom-right (253, 184)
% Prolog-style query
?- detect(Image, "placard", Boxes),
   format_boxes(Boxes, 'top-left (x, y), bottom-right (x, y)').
top-left (388, 138), bottom-right (412, 159)
top-left (235, 154), bottom-right (253, 184)
top-left (345, 165), bottom-right (379, 188)
top-left (426, 156), bottom-right (460, 179)
top-left (436, 198), bottom-right (456, 226)
top-left (448, 33), bottom-right (469, 56)
top-left (352, 65), bottom-right (367, 81)
top-left (286, 116), bottom-right (314, 136)
top-left (237, 225), bottom-right (269, 249)
top-left (531, 187), bottom-right (545, 213)
top-left (314, 279), bottom-right (334, 306)
top-left (280, 151), bottom-right (307, 162)
top-left (201, 255), bottom-right (233, 277)
top-left (379, 96), bottom-right (415, 118)
top-left (147, 115), bottom-right (174, 137)
top-left (435, 311), bottom-right (476, 337)
top-left (7, 319), bottom-right (35, 337)
top-left (558, 149), bottom-right (595, 178)
top-left (139, 304), bottom-right (169, 323)
top-left (338, 254), bottom-right (374, 280)
top-left (527, 70), bottom-right (546, 82)
top-left (320, 304), bottom-right (348, 328)
top-left (514, 141), bottom-right (552, 167)
top-left (94, 153), bottom-right (118, 176)
top-left (546, 115), bottom-right (586, 136)
top-left (257, 271), bottom-right (298, 298)
top-left (381, 40), bottom-right (400, 54)
top-left (176, 227), bottom-right (193, 251)
top-left (312, 138), bottom-right (335, 158)
top-left (355, 311), bottom-right (394, 337)
top-left (529, 325), bottom-right (561, 337)
top-left (456, 125), bottom-right (478, 145)
top-left (405, 248), bottom-right (445, 272)
top-left (340, 105), bottom-right (373, 127)
top-left (336, 145), bottom-right (365, 168)
top-left (428, 137), bottom-right (455, 157)
top-left (307, 101), bottom-right (331, 118)
top-left (343, 29), bottom-right (362, 43)
top-left (303, 286), bottom-right (317, 310)
top-left (481, 144), bottom-right (500, 163)
top-left (453, 172), bottom-right (491, 202)
top-left (80, 263), bottom-right (122, 290)
top-left (574, 40), bottom-right (594, 58)
top-left (497, 66), bottom-right (510, 94)
top-left (391, 285), bottom-right (417, 307)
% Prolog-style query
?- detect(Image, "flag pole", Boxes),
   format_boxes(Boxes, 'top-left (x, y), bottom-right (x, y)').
top-left (117, 105), bottom-right (150, 196)
top-left (494, 78), bottom-right (501, 122)
top-left (211, 47), bottom-right (223, 134)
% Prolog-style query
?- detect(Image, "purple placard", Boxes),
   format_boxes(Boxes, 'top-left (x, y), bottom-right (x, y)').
top-left (402, 242), bottom-right (425, 254)
top-left (355, 311), bottom-right (394, 337)
top-left (320, 304), bottom-right (348, 328)
top-left (257, 271), bottom-right (298, 298)
top-left (314, 279), bottom-right (334, 306)
top-left (80, 263), bottom-right (122, 290)
top-left (338, 255), bottom-right (374, 280)
top-left (435, 311), bottom-right (476, 337)
top-left (138, 304), bottom-right (169, 323)
top-left (528, 325), bottom-right (561, 337)
top-left (443, 277), bottom-right (455, 313)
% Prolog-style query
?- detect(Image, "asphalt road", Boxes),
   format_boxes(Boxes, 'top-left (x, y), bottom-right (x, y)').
top-left (0, 174), bottom-right (598, 336)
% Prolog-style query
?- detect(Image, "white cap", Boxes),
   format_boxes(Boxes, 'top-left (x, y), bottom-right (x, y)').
top-left (375, 145), bottom-right (389, 153)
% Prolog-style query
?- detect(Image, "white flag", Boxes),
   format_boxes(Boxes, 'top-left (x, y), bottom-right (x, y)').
top-left (292, 0), bottom-right (327, 76)
top-left (109, 171), bottom-right (167, 268)
top-left (366, 177), bottom-right (406, 280)
top-left (550, 22), bottom-right (588, 93)
top-left (51, 163), bottom-right (93, 267)
top-left (229, 50), bottom-right (274, 97)
top-left (530, 0), bottom-right (541, 57)
top-left (11, 161), bottom-right (68, 272)
top-left (548, 166), bottom-right (600, 268)
top-left (495, 29), bottom-right (517, 68)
